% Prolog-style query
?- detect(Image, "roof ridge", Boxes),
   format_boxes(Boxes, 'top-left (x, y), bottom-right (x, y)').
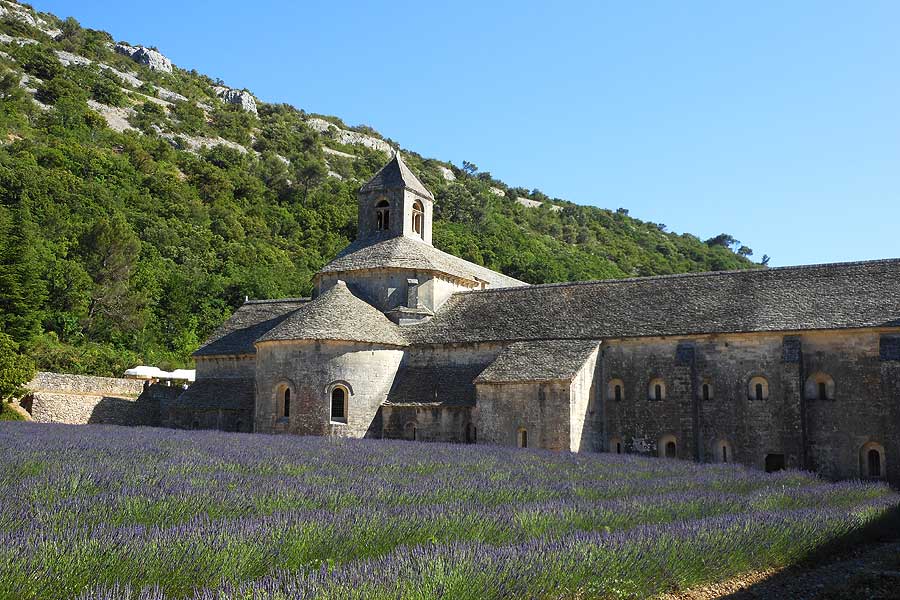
top-left (243, 297), bottom-right (310, 305)
top-left (451, 257), bottom-right (900, 297)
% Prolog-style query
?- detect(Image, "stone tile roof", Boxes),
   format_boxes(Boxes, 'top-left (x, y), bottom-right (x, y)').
top-left (194, 299), bottom-right (309, 357)
top-left (359, 152), bottom-right (434, 200)
top-left (167, 378), bottom-right (255, 411)
top-left (384, 363), bottom-right (488, 407)
top-left (475, 340), bottom-right (600, 384)
top-left (257, 281), bottom-right (407, 347)
top-left (319, 235), bottom-right (527, 289)
top-left (410, 259), bottom-right (900, 344)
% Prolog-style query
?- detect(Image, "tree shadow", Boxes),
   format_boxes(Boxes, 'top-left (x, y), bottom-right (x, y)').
top-left (716, 503), bottom-right (900, 599)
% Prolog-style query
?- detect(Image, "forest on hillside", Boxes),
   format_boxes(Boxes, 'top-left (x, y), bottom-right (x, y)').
top-left (0, 3), bottom-right (761, 381)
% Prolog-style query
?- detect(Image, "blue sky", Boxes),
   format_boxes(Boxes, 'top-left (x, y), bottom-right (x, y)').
top-left (33, 1), bottom-right (900, 266)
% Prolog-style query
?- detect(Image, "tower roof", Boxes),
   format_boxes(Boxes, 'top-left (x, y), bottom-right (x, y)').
top-left (256, 281), bottom-right (408, 347)
top-left (359, 151), bottom-right (434, 200)
top-left (317, 235), bottom-right (527, 289)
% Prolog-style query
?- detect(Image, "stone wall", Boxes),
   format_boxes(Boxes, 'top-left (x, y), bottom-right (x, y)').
top-left (476, 380), bottom-right (572, 451)
top-left (570, 348), bottom-right (600, 452)
top-left (382, 406), bottom-right (473, 443)
top-left (24, 372), bottom-right (178, 426)
top-left (601, 328), bottom-right (900, 484)
top-left (254, 340), bottom-right (404, 438)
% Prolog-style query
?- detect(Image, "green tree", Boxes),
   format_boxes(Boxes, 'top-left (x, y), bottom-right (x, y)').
top-left (0, 333), bottom-right (35, 400)
top-left (79, 215), bottom-right (145, 340)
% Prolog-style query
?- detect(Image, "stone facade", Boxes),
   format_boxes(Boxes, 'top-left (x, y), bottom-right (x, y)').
top-left (24, 372), bottom-right (178, 425)
top-left (166, 153), bottom-right (900, 486)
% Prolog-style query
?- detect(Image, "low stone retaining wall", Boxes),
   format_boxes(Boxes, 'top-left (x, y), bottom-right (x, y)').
top-left (24, 372), bottom-right (179, 426)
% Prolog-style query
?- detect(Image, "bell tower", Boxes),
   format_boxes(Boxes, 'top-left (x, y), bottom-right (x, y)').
top-left (357, 151), bottom-right (434, 245)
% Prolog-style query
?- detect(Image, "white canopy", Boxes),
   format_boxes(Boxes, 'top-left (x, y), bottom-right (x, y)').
top-left (123, 366), bottom-right (166, 380)
top-left (123, 366), bottom-right (196, 382)
top-left (169, 369), bottom-right (196, 382)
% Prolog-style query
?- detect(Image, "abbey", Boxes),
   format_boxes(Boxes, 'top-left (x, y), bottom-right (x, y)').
top-left (166, 153), bottom-right (900, 484)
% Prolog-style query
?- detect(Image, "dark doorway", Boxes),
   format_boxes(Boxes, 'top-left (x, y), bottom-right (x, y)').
top-left (765, 453), bottom-right (785, 473)
top-left (665, 441), bottom-right (677, 458)
top-left (465, 423), bottom-right (476, 444)
top-left (868, 449), bottom-right (882, 478)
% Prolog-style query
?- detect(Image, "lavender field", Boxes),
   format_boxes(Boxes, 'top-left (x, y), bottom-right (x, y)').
top-left (0, 423), bottom-right (897, 600)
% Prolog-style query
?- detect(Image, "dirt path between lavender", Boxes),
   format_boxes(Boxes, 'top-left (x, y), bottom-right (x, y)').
top-left (663, 539), bottom-right (900, 600)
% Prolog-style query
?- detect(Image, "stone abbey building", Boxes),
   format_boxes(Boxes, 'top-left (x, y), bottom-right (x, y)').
top-left (166, 153), bottom-right (900, 485)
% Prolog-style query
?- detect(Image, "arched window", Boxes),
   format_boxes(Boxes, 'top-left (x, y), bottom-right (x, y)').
top-left (860, 442), bottom-right (886, 479)
top-left (658, 434), bottom-right (677, 459)
top-left (804, 372), bottom-right (835, 401)
top-left (609, 436), bottom-right (623, 454)
top-left (517, 428), bottom-right (528, 449)
top-left (412, 200), bottom-right (424, 237)
top-left (375, 199), bottom-right (390, 231)
top-left (701, 382), bottom-right (713, 401)
top-left (235, 420), bottom-right (242, 432)
top-left (465, 423), bottom-right (477, 444)
top-left (648, 378), bottom-right (666, 401)
top-left (192, 420), bottom-right (199, 430)
top-left (275, 382), bottom-right (293, 420)
top-left (330, 386), bottom-right (347, 423)
top-left (714, 439), bottom-right (732, 463)
top-left (748, 376), bottom-right (769, 401)
top-left (404, 421), bottom-right (417, 441)
top-left (607, 379), bottom-right (624, 402)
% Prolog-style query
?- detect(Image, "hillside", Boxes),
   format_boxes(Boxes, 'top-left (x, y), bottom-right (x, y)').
top-left (0, 1), bottom-right (761, 376)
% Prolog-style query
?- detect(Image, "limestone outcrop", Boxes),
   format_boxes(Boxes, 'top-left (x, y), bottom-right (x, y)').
top-left (213, 86), bottom-right (257, 114)
top-left (306, 118), bottom-right (393, 155)
top-left (114, 43), bottom-right (173, 73)
top-left (0, 1), bottom-right (60, 37)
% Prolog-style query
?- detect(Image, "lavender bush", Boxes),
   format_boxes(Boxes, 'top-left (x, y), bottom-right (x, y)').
top-left (0, 423), bottom-right (895, 600)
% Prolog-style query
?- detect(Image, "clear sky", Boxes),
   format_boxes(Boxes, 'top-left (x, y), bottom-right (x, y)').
top-left (32, 1), bottom-right (900, 266)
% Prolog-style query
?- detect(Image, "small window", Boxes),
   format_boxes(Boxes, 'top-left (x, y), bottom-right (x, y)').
top-left (375, 199), bottom-right (390, 231)
top-left (713, 439), bottom-right (732, 463)
top-left (610, 436), bottom-right (623, 454)
top-left (805, 373), bottom-right (834, 401)
top-left (607, 379), bottom-right (625, 402)
top-left (517, 428), bottom-right (528, 448)
top-left (765, 453), bottom-right (785, 473)
top-left (192, 420), bottom-right (199, 430)
top-left (404, 421), bottom-right (416, 441)
top-left (235, 420), bottom-right (242, 432)
top-left (648, 378), bottom-right (666, 401)
top-left (702, 383), bottom-right (711, 401)
top-left (331, 386), bottom-right (347, 423)
top-left (658, 435), bottom-right (677, 459)
top-left (283, 388), bottom-right (291, 418)
top-left (412, 200), bottom-right (424, 237)
top-left (748, 376), bottom-right (769, 401)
